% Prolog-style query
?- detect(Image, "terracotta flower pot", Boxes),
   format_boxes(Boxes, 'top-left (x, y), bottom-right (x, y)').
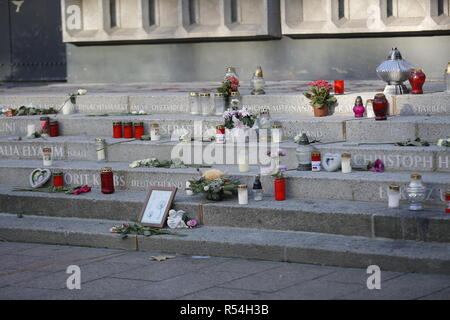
top-left (313, 105), bottom-right (329, 117)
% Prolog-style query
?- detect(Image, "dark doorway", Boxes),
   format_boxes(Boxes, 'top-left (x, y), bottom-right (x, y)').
top-left (0, 0), bottom-right (66, 81)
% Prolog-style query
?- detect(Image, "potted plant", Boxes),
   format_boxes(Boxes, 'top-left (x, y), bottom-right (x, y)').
top-left (304, 80), bottom-right (337, 117)
top-left (223, 107), bottom-right (256, 142)
top-left (187, 169), bottom-right (240, 201)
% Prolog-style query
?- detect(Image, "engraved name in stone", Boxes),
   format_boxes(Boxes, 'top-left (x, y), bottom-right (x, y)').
top-left (353, 154), bottom-right (435, 170)
top-left (130, 104), bottom-right (186, 113)
top-left (64, 172), bottom-right (126, 188)
top-left (0, 144), bottom-right (64, 158)
top-left (0, 122), bottom-right (16, 133)
top-left (76, 104), bottom-right (129, 112)
top-left (130, 179), bottom-right (184, 189)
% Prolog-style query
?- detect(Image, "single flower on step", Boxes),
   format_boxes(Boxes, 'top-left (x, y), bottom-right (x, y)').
top-left (369, 159), bottom-right (385, 173)
top-left (77, 89), bottom-right (87, 95)
top-left (72, 185), bottom-right (92, 195)
top-left (187, 219), bottom-right (198, 228)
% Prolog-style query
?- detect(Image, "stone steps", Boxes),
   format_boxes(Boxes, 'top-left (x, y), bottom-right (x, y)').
top-left (0, 136), bottom-right (448, 172)
top-left (0, 159), bottom-right (448, 204)
top-left (1, 212), bottom-right (450, 275)
top-left (1, 187), bottom-right (449, 243)
top-left (1, 114), bottom-right (450, 143)
top-left (1, 90), bottom-right (449, 116)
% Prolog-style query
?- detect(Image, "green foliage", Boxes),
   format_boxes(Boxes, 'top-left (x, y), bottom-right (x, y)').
top-left (13, 106), bottom-right (58, 116)
top-left (111, 222), bottom-right (187, 238)
top-left (304, 87), bottom-right (337, 109)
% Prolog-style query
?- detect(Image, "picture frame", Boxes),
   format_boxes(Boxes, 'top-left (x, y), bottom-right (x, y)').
top-left (138, 187), bottom-right (178, 228)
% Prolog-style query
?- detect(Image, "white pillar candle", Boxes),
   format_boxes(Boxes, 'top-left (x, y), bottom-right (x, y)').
top-left (341, 153), bottom-right (352, 173)
top-left (27, 124), bottom-right (36, 137)
top-left (42, 147), bottom-right (53, 166)
top-left (388, 185), bottom-right (401, 208)
top-left (238, 153), bottom-right (249, 173)
top-left (271, 125), bottom-right (282, 143)
top-left (238, 185), bottom-right (248, 205)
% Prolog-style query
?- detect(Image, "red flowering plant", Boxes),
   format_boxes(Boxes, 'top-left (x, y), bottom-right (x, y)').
top-left (217, 76), bottom-right (240, 97)
top-left (304, 80), bottom-right (337, 109)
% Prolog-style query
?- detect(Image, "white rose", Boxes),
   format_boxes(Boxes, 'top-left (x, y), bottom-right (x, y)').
top-left (77, 89), bottom-right (87, 95)
top-left (204, 186), bottom-right (210, 191)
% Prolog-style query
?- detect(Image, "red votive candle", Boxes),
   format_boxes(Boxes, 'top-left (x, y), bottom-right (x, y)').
top-left (334, 80), bottom-right (344, 94)
top-left (274, 178), bottom-right (286, 201)
top-left (123, 122), bottom-right (133, 139)
top-left (134, 122), bottom-right (144, 139)
top-left (53, 171), bottom-right (64, 188)
top-left (446, 191), bottom-right (450, 214)
top-left (100, 167), bottom-right (115, 194)
top-left (49, 120), bottom-right (59, 137)
top-left (113, 121), bottom-right (123, 139)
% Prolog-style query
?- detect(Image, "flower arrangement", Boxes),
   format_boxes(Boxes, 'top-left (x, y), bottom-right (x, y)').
top-left (187, 169), bottom-right (240, 201)
top-left (304, 80), bottom-right (337, 109)
top-left (109, 222), bottom-right (186, 239)
top-left (129, 158), bottom-right (211, 169)
top-left (223, 107), bottom-right (256, 130)
top-left (217, 76), bottom-right (240, 96)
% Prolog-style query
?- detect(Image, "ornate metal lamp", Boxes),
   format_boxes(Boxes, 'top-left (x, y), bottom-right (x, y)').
top-left (250, 66), bottom-right (266, 95)
top-left (376, 48), bottom-right (414, 95)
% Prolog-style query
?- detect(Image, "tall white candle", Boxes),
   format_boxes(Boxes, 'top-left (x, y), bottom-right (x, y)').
top-left (186, 181), bottom-right (193, 196)
top-left (42, 147), bottom-right (53, 166)
top-left (238, 153), bottom-right (249, 173)
top-left (341, 153), bottom-right (352, 173)
top-left (238, 185), bottom-right (248, 205)
top-left (388, 185), bottom-right (400, 208)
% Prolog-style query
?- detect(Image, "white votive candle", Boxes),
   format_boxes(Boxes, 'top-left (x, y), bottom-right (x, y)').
top-left (388, 184), bottom-right (401, 208)
top-left (238, 153), bottom-right (249, 173)
top-left (341, 153), bottom-right (352, 173)
top-left (186, 181), bottom-right (193, 196)
top-left (42, 147), bottom-right (53, 166)
top-left (238, 184), bottom-right (248, 205)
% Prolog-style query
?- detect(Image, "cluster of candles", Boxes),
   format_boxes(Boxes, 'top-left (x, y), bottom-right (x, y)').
top-left (237, 175), bottom-right (264, 205)
top-left (112, 121), bottom-right (160, 140)
top-left (189, 92), bottom-right (227, 116)
top-left (27, 117), bottom-right (59, 137)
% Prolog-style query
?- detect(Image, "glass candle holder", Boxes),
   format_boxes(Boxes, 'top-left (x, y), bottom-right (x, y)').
top-left (53, 171), bottom-right (64, 188)
top-left (271, 124), bottom-right (282, 143)
top-left (274, 177), bottom-right (286, 201)
top-left (95, 138), bottom-right (107, 162)
top-left (311, 152), bottom-right (321, 172)
top-left (113, 121), bottom-right (123, 138)
top-left (150, 123), bottom-right (160, 141)
top-left (186, 181), bottom-right (193, 196)
top-left (214, 93), bottom-right (226, 116)
top-left (40, 117), bottom-right (50, 136)
top-left (189, 92), bottom-right (200, 115)
top-left (334, 80), bottom-right (344, 94)
top-left (229, 91), bottom-right (241, 109)
top-left (42, 147), bottom-right (52, 166)
top-left (238, 184), bottom-right (248, 205)
top-left (446, 191), bottom-right (450, 213)
top-left (388, 184), bottom-right (401, 208)
top-left (199, 93), bottom-right (213, 116)
top-left (238, 152), bottom-right (249, 173)
top-left (216, 125), bottom-right (225, 144)
top-left (100, 167), bottom-right (115, 194)
top-left (123, 122), bottom-right (133, 139)
top-left (253, 175), bottom-right (263, 201)
top-left (134, 122), bottom-right (144, 139)
top-left (49, 120), bottom-right (59, 137)
top-left (406, 174), bottom-right (427, 211)
top-left (341, 153), bottom-right (352, 173)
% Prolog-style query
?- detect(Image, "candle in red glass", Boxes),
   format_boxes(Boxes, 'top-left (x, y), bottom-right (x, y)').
top-left (372, 93), bottom-right (389, 121)
top-left (446, 191), bottom-right (450, 213)
top-left (408, 69), bottom-right (426, 94)
top-left (134, 122), bottom-right (144, 139)
top-left (49, 120), bottom-right (59, 137)
top-left (113, 121), bottom-right (123, 138)
top-left (274, 177), bottom-right (286, 201)
top-left (334, 80), bottom-right (344, 95)
top-left (100, 167), bottom-right (115, 194)
top-left (123, 122), bottom-right (133, 139)
top-left (53, 171), bottom-right (64, 188)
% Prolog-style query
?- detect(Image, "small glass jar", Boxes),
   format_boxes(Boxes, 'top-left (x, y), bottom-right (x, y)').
top-left (40, 116), bottom-right (50, 137)
top-left (113, 121), bottom-right (123, 139)
top-left (216, 125), bottom-right (225, 144)
top-left (150, 123), bottom-right (160, 141)
top-left (53, 171), bottom-right (64, 188)
top-left (229, 91), bottom-right (241, 109)
top-left (388, 184), bottom-right (401, 208)
top-left (189, 92), bottom-right (200, 115)
top-left (134, 122), bottom-right (144, 139)
top-left (214, 93), bottom-right (226, 116)
top-left (238, 184), bottom-right (248, 205)
top-left (49, 120), bottom-right (59, 137)
top-left (199, 93), bottom-right (213, 116)
top-left (271, 124), bottom-right (282, 143)
top-left (100, 167), bottom-right (115, 194)
top-left (296, 133), bottom-right (314, 171)
top-left (334, 80), bottom-right (344, 95)
top-left (252, 175), bottom-right (263, 201)
top-left (123, 122), bottom-right (133, 139)
top-left (406, 174), bottom-right (427, 211)
top-left (250, 67), bottom-right (266, 95)
top-left (224, 67), bottom-right (239, 81)
top-left (42, 147), bottom-right (52, 166)
top-left (274, 177), bottom-right (286, 201)
top-left (341, 153), bottom-right (352, 173)
top-left (311, 152), bottom-right (321, 172)
top-left (95, 138), bottom-right (107, 162)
